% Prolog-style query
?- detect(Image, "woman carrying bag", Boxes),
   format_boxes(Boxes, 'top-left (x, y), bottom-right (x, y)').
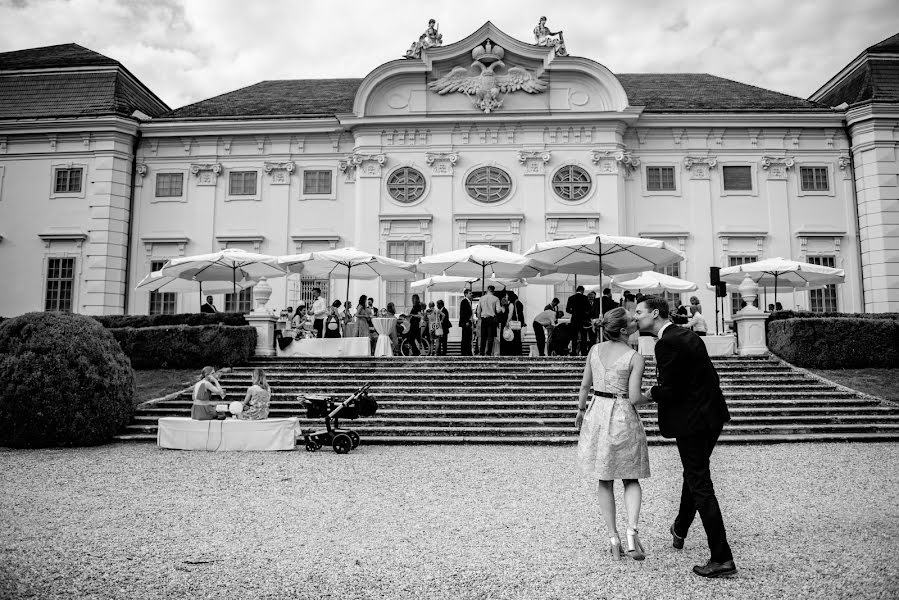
top-left (499, 292), bottom-right (525, 356)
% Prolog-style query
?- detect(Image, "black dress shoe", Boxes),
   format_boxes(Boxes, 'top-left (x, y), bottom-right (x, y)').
top-left (693, 560), bottom-right (737, 578)
top-left (670, 525), bottom-right (685, 550)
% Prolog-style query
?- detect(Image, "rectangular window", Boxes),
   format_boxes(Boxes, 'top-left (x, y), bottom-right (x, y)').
top-left (155, 173), bottom-right (184, 197)
top-left (303, 170), bottom-right (332, 195)
top-left (654, 261), bottom-right (682, 309)
top-left (386, 240), bottom-right (425, 314)
top-left (225, 287), bottom-right (254, 313)
top-left (646, 166), bottom-right (675, 191)
top-left (229, 171), bottom-right (257, 195)
top-left (808, 256), bottom-right (838, 312)
top-left (722, 166), bottom-right (752, 191)
top-left (729, 255), bottom-right (757, 315)
top-left (299, 277), bottom-right (329, 308)
top-left (54, 168), bottom-right (83, 193)
top-left (800, 167), bottom-right (829, 192)
top-left (45, 257), bottom-right (75, 312)
top-left (148, 260), bottom-right (176, 315)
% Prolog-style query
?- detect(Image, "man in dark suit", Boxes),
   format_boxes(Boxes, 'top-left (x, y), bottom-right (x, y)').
top-left (636, 295), bottom-right (736, 578)
top-left (565, 286), bottom-right (590, 355)
top-left (200, 296), bottom-right (217, 313)
top-left (600, 288), bottom-right (617, 316)
top-left (459, 288), bottom-right (474, 356)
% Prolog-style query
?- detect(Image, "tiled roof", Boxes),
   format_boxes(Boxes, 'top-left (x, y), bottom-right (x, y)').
top-left (160, 73), bottom-right (824, 120)
top-left (867, 32), bottom-right (899, 54)
top-left (814, 32), bottom-right (899, 106)
top-left (0, 43), bottom-right (119, 70)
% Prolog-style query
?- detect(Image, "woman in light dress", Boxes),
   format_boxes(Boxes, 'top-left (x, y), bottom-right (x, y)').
top-left (575, 307), bottom-right (650, 561)
top-left (238, 368), bottom-right (271, 420)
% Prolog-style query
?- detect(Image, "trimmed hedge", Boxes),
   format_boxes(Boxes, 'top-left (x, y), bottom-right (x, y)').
top-left (93, 312), bottom-right (247, 329)
top-left (768, 317), bottom-right (899, 369)
top-left (0, 312), bottom-right (135, 448)
top-left (110, 325), bottom-right (256, 369)
top-left (767, 310), bottom-right (899, 322)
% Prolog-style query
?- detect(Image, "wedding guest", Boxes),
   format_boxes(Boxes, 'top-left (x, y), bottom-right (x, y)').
top-left (533, 303), bottom-right (558, 356)
top-left (767, 303), bottom-right (775, 312)
top-left (477, 285), bottom-right (502, 356)
top-left (341, 300), bottom-right (356, 337)
top-left (775, 301), bottom-right (784, 311)
top-left (600, 288), bottom-right (617, 316)
top-left (673, 299), bottom-right (690, 325)
top-left (356, 294), bottom-right (374, 350)
top-left (201, 295), bottom-right (217, 314)
top-left (459, 288), bottom-right (474, 356)
top-left (238, 368), bottom-right (271, 420)
top-left (587, 291), bottom-right (600, 346)
top-left (622, 291), bottom-right (636, 313)
top-left (576, 308), bottom-right (649, 561)
top-left (566, 286), bottom-right (591, 356)
top-left (324, 300), bottom-right (343, 338)
top-left (312, 288), bottom-right (327, 338)
top-left (405, 304), bottom-right (423, 355)
top-left (291, 302), bottom-right (306, 329)
top-left (499, 291), bottom-right (524, 356)
top-left (191, 366), bottom-right (224, 421)
top-left (436, 299), bottom-right (450, 355)
top-left (687, 305), bottom-right (708, 336)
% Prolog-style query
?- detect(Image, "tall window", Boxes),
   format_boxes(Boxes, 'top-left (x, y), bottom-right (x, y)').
top-left (722, 166), bottom-right (752, 191)
top-left (646, 166), bottom-right (675, 191)
top-left (386, 240), bottom-right (425, 314)
top-left (800, 167), bottom-right (829, 191)
top-left (729, 255), bottom-right (757, 315)
top-left (45, 257), bottom-right (75, 312)
top-left (387, 168), bottom-right (426, 203)
top-left (654, 262), bottom-right (682, 309)
top-left (155, 173), bottom-right (184, 197)
top-left (465, 167), bottom-right (512, 203)
top-left (808, 256), bottom-right (838, 312)
top-left (54, 168), bottom-right (83, 193)
top-left (229, 171), bottom-right (257, 195)
top-left (552, 165), bottom-right (592, 201)
top-left (303, 170), bottom-right (332, 195)
top-left (299, 277), bottom-right (329, 307)
top-left (148, 260), bottom-right (176, 315)
top-left (225, 287), bottom-right (253, 313)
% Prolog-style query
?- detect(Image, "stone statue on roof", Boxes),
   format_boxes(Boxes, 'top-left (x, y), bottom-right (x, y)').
top-left (404, 19), bottom-right (443, 59)
top-left (533, 16), bottom-right (567, 56)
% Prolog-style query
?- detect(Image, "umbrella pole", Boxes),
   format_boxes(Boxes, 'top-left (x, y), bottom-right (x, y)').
top-left (481, 264), bottom-right (486, 295)
top-left (232, 268), bottom-right (236, 297)
top-left (599, 251), bottom-right (605, 317)
top-left (199, 281), bottom-right (203, 311)
top-left (774, 274), bottom-right (778, 308)
top-left (346, 266), bottom-right (351, 308)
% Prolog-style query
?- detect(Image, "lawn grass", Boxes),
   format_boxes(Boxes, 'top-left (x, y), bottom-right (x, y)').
top-left (132, 369), bottom-right (197, 405)
top-left (810, 368), bottom-right (899, 403)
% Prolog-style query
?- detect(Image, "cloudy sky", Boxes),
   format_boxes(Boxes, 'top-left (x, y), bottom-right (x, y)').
top-left (1, 0), bottom-right (896, 110)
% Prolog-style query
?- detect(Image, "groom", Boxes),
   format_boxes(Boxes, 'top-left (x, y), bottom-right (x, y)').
top-left (635, 296), bottom-right (736, 578)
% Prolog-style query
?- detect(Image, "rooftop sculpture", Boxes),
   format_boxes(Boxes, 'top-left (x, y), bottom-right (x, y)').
top-left (404, 19), bottom-right (443, 59)
top-left (533, 16), bottom-right (567, 56)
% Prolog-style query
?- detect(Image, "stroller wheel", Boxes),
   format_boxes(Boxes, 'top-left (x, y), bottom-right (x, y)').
top-left (332, 433), bottom-right (353, 454)
top-left (349, 431), bottom-right (360, 449)
top-left (305, 441), bottom-right (318, 452)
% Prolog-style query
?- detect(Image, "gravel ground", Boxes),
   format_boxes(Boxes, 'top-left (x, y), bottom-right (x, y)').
top-left (1, 443), bottom-right (897, 600)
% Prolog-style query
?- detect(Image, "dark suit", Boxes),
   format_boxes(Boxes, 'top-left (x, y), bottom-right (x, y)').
top-left (600, 295), bottom-right (617, 316)
top-left (651, 324), bottom-right (733, 564)
top-left (565, 293), bottom-right (590, 355)
top-left (201, 302), bottom-right (217, 313)
top-left (459, 297), bottom-right (473, 356)
top-left (438, 307), bottom-right (450, 355)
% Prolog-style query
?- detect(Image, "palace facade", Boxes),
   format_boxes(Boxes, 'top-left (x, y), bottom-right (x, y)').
top-left (1, 23), bottom-right (897, 322)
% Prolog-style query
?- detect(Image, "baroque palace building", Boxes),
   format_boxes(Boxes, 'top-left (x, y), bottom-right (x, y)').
top-left (1, 22), bottom-right (897, 322)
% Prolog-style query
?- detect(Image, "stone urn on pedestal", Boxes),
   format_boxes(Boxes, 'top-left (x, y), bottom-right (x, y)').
top-left (244, 276), bottom-right (277, 357)
top-left (732, 274), bottom-right (769, 356)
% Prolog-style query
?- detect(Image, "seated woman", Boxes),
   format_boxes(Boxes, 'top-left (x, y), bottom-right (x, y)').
top-left (324, 300), bottom-right (343, 338)
top-left (686, 305), bottom-right (708, 336)
top-left (191, 366), bottom-right (225, 420)
top-left (238, 368), bottom-right (271, 420)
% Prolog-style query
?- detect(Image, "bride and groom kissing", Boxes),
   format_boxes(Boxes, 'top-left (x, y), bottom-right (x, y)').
top-left (575, 295), bottom-right (736, 578)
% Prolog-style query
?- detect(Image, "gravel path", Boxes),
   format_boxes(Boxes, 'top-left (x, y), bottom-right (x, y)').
top-left (1, 443), bottom-right (897, 600)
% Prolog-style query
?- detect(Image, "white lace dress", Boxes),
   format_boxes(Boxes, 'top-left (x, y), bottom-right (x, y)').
top-left (577, 344), bottom-right (650, 480)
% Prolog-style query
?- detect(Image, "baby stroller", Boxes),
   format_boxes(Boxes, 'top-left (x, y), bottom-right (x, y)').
top-left (299, 383), bottom-right (377, 453)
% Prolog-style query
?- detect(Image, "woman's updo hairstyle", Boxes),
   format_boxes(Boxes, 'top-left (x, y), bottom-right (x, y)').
top-left (598, 307), bottom-right (630, 341)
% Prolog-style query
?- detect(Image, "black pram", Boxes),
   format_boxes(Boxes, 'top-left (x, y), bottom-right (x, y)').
top-left (299, 384), bottom-right (377, 453)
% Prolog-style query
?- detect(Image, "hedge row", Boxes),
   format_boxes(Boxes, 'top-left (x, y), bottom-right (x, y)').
top-left (767, 310), bottom-right (899, 322)
top-left (93, 312), bottom-right (247, 329)
top-left (767, 318), bottom-right (899, 369)
top-left (110, 325), bottom-right (256, 369)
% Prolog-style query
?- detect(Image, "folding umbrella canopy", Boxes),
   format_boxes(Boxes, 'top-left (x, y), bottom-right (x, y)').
top-left (277, 247), bottom-right (417, 304)
top-left (611, 271), bottom-right (698, 293)
top-left (410, 275), bottom-right (526, 293)
top-left (527, 272), bottom-right (616, 288)
top-left (415, 245), bottom-right (555, 293)
top-left (162, 248), bottom-right (287, 295)
top-left (136, 270), bottom-right (255, 304)
top-left (718, 257), bottom-right (844, 306)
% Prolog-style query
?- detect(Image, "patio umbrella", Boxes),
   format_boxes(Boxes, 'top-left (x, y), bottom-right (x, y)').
top-left (415, 245), bottom-right (555, 293)
top-left (277, 247), bottom-right (417, 305)
top-left (410, 275), bottom-right (527, 293)
top-left (611, 271), bottom-right (698, 294)
top-left (136, 270), bottom-right (254, 307)
top-left (161, 248), bottom-right (287, 296)
top-left (718, 257), bottom-right (844, 306)
top-left (526, 272), bottom-right (617, 289)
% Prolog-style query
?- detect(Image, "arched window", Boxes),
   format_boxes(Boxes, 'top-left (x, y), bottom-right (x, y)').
top-left (386, 167), bottom-right (426, 203)
top-left (465, 166), bottom-right (512, 203)
top-left (552, 165), bottom-right (592, 200)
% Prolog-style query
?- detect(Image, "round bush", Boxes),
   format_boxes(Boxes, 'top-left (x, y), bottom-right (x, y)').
top-left (0, 312), bottom-right (135, 448)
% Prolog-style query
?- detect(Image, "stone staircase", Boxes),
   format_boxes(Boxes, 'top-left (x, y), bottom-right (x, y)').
top-left (117, 355), bottom-right (899, 444)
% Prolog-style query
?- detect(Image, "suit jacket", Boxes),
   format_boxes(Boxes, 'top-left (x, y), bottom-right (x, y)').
top-left (650, 324), bottom-right (730, 438)
top-left (201, 303), bottom-right (217, 313)
top-left (440, 307), bottom-right (451, 332)
top-left (459, 297), bottom-right (473, 326)
top-left (600, 296), bottom-right (617, 315)
top-left (566, 293), bottom-right (590, 325)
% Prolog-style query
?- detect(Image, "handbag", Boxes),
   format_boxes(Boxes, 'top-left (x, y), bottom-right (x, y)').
top-left (502, 325), bottom-right (514, 342)
top-left (507, 304), bottom-right (522, 331)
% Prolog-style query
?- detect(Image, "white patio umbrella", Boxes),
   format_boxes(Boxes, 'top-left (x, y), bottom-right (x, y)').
top-left (161, 248), bottom-right (287, 296)
top-left (277, 247), bottom-right (417, 304)
top-left (611, 271), bottom-right (698, 294)
top-left (136, 270), bottom-right (254, 307)
top-left (410, 275), bottom-right (527, 293)
top-left (526, 272), bottom-right (616, 288)
top-left (718, 257), bottom-right (845, 306)
top-left (415, 245), bottom-right (555, 293)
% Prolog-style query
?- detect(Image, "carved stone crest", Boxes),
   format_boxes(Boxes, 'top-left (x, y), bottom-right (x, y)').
top-left (590, 150), bottom-right (640, 177)
top-left (190, 163), bottom-right (222, 186)
top-left (263, 161), bottom-right (295, 184)
top-left (425, 152), bottom-right (458, 176)
top-left (518, 151), bottom-right (551, 175)
top-left (684, 156), bottom-right (717, 180)
top-left (349, 153), bottom-right (387, 178)
top-left (428, 41), bottom-right (548, 113)
top-left (761, 156), bottom-right (794, 180)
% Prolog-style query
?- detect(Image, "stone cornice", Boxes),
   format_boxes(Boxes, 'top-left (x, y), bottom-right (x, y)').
top-left (139, 118), bottom-right (344, 138)
top-left (0, 115), bottom-right (140, 137)
top-left (631, 112), bottom-right (845, 129)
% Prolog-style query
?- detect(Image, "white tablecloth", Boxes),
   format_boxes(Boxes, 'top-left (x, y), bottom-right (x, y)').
top-left (372, 317), bottom-right (396, 357)
top-left (276, 337), bottom-right (370, 357)
top-left (638, 334), bottom-right (736, 356)
top-left (158, 417), bottom-right (300, 451)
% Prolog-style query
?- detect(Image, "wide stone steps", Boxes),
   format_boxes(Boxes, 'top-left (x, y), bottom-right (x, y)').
top-left (118, 355), bottom-right (899, 445)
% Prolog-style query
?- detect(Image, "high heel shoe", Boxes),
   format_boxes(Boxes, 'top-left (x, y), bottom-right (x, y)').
top-left (609, 536), bottom-right (624, 560)
top-left (625, 528), bottom-right (646, 561)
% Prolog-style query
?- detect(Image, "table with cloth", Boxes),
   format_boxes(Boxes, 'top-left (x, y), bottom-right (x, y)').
top-left (372, 317), bottom-right (396, 357)
top-left (157, 417), bottom-right (301, 451)
top-left (638, 334), bottom-right (736, 357)
top-left (275, 336), bottom-right (370, 357)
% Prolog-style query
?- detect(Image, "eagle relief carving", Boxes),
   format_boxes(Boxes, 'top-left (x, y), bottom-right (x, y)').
top-left (428, 41), bottom-right (548, 113)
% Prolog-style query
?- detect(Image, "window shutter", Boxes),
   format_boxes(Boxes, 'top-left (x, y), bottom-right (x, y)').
top-left (723, 166), bottom-right (752, 191)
